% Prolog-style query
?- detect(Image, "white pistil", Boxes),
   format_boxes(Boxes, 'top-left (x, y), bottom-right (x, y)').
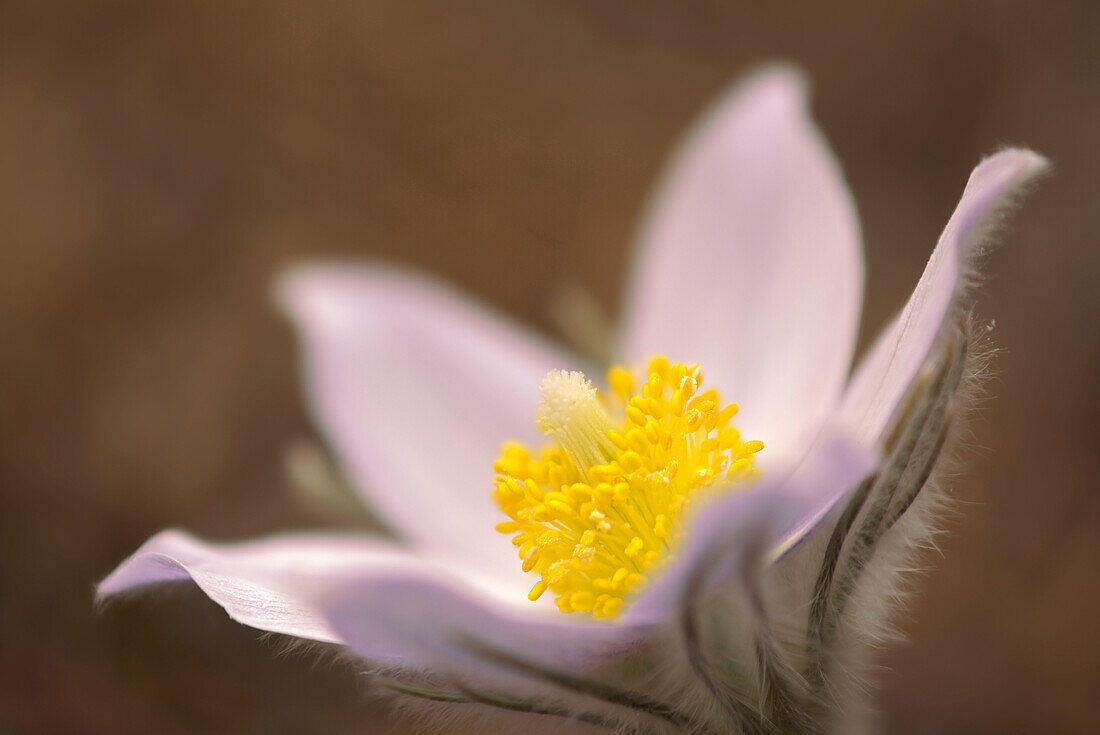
top-left (537, 370), bottom-right (617, 470)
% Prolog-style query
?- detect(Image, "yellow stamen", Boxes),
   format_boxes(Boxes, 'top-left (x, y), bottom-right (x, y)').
top-left (491, 356), bottom-right (763, 619)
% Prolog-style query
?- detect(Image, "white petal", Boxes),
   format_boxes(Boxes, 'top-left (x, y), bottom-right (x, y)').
top-left (839, 149), bottom-right (1048, 446)
top-left (620, 66), bottom-right (864, 463)
top-left (98, 530), bottom-right (429, 644)
top-left (277, 263), bottom-right (578, 591)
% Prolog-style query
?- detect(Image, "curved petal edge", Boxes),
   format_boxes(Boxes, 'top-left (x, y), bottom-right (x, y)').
top-left (620, 64), bottom-right (864, 464)
top-left (99, 529), bottom-right (431, 645)
top-left (840, 148), bottom-right (1049, 447)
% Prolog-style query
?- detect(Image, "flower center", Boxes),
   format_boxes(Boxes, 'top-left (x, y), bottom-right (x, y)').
top-left (492, 356), bottom-right (763, 618)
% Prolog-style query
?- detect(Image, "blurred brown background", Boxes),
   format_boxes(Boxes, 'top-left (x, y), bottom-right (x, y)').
top-left (1, 1), bottom-right (1097, 733)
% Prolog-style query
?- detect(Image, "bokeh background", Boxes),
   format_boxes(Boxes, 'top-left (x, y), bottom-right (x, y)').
top-left (1, 2), bottom-right (1097, 733)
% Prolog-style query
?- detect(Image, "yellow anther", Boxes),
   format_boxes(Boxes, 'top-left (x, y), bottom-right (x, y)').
top-left (626, 405), bottom-right (647, 426)
top-left (546, 560), bottom-right (570, 584)
top-left (727, 458), bottom-right (753, 481)
top-left (625, 428), bottom-right (648, 453)
top-left (681, 377), bottom-right (699, 399)
top-left (543, 491), bottom-right (573, 507)
top-left (685, 410), bottom-right (704, 431)
top-left (589, 464), bottom-right (623, 482)
top-left (590, 510), bottom-right (611, 533)
top-left (688, 391), bottom-right (717, 411)
top-left (547, 499), bottom-right (575, 518)
top-left (594, 483), bottom-right (615, 502)
top-left (648, 355), bottom-right (670, 378)
top-left (607, 429), bottom-right (629, 451)
top-left (491, 356), bottom-right (762, 619)
top-left (720, 427), bottom-right (741, 449)
top-left (699, 437), bottom-right (720, 453)
top-left (573, 545), bottom-right (595, 565)
top-left (620, 451), bottom-right (644, 471)
top-left (607, 366), bottom-right (634, 401)
top-left (566, 485), bottom-right (593, 503)
top-left (570, 591), bottom-right (596, 613)
top-left (525, 478), bottom-right (545, 500)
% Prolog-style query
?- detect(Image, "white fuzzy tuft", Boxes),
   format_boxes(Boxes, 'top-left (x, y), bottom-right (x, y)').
top-left (538, 370), bottom-right (601, 432)
top-left (537, 369), bottom-right (617, 471)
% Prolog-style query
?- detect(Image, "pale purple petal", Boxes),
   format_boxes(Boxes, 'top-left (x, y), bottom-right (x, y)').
top-left (100, 531), bottom-right (641, 688)
top-left (620, 66), bottom-right (864, 464)
top-left (277, 263), bottom-right (579, 592)
top-left (98, 530), bottom-right (568, 660)
top-left (98, 530), bottom-right (429, 644)
top-left (839, 149), bottom-right (1048, 447)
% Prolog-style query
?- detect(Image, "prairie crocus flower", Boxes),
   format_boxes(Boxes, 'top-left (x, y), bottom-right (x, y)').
top-left (99, 67), bottom-right (1046, 733)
